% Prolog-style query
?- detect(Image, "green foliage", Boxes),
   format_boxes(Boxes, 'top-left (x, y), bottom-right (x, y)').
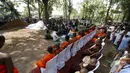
top-left (0, 0), bottom-right (20, 20)
top-left (80, 0), bottom-right (107, 23)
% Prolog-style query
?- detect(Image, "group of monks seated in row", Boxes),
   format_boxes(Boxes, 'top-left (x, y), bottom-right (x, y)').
top-left (36, 25), bottom-right (107, 73)
top-left (36, 25), bottom-right (97, 69)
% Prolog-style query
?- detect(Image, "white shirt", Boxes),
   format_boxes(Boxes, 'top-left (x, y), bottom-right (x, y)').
top-left (118, 64), bottom-right (130, 73)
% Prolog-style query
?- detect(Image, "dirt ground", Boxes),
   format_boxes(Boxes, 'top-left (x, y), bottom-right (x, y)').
top-left (0, 28), bottom-right (54, 73)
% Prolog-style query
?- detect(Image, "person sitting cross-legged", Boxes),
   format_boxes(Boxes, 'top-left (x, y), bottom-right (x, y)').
top-left (36, 46), bottom-right (55, 68)
top-left (0, 34), bottom-right (18, 73)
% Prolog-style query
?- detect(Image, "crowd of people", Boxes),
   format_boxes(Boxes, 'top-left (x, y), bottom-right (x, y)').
top-left (0, 18), bottom-right (107, 73)
top-left (35, 19), bottom-right (107, 73)
top-left (108, 22), bottom-right (130, 73)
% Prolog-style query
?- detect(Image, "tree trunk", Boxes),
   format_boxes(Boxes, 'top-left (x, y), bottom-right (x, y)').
top-left (122, 12), bottom-right (126, 22)
top-left (126, 7), bottom-right (130, 22)
top-left (63, 0), bottom-right (68, 20)
top-left (44, 3), bottom-right (49, 23)
top-left (68, 0), bottom-right (72, 20)
top-left (38, 0), bottom-right (41, 19)
top-left (105, 0), bottom-right (112, 24)
top-left (27, 0), bottom-right (31, 18)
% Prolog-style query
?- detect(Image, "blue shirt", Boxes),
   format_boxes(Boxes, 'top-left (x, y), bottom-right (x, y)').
top-left (119, 64), bottom-right (130, 73)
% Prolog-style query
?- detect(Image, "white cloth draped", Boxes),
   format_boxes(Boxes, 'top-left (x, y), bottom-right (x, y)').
top-left (41, 55), bottom-right (58, 73)
top-left (71, 40), bottom-right (79, 56)
top-left (26, 21), bottom-right (47, 30)
top-left (65, 44), bottom-right (73, 61)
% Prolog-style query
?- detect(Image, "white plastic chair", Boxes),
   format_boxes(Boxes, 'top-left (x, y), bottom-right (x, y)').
top-left (97, 53), bottom-right (103, 60)
top-left (45, 55), bottom-right (58, 73)
top-left (77, 37), bottom-right (84, 49)
top-left (91, 61), bottom-right (100, 72)
top-left (65, 44), bottom-right (73, 61)
top-left (40, 68), bottom-right (46, 73)
top-left (84, 35), bottom-right (89, 44)
top-left (57, 49), bottom-right (66, 70)
top-left (71, 40), bottom-right (79, 56)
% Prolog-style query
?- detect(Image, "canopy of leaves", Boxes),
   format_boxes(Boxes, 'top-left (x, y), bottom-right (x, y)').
top-left (0, 0), bottom-right (20, 21)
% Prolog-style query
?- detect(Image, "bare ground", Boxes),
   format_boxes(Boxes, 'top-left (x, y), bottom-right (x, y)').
top-left (0, 28), bottom-right (54, 73)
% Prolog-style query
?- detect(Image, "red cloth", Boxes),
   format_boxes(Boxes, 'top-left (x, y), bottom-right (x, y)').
top-left (36, 54), bottom-right (55, 68)
top-left (0, 65), bottom-right (18, 73)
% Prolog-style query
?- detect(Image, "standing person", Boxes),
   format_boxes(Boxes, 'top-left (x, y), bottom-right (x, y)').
top-left (118, 29), bottom-right (130, 51)
top-left (0, 34), bottom-right (18, 73)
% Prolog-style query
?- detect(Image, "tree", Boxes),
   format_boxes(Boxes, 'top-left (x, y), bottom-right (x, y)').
top-left (68, 0), bottom-right (72, 20)
top-left (63, 0), bottom-right (68, 20)
top-left (42, 0), bottom-right (49, 22)
top-left (80, 0), bottom-right (107, 23)
top-left (27, 0), bottom-right (31, 18)
top-left (105, 0), bottom-right (113, 24)
top-left (0, 0), bottom-right (20, 20)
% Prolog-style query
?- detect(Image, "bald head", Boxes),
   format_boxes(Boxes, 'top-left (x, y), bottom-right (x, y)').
top-left (90, 58), bottom-right (97, 65)
top-left (80, 68), bottom-right (88, 73)
top-left (0, 34), bottom-right (5, 48)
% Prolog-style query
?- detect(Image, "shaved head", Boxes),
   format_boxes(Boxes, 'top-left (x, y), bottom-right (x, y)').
top-left (80, 68), bottom-right (88, 73)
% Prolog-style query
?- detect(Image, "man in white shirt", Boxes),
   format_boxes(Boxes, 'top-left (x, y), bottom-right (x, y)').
top-left (118, 64), bottom-right (130, 73)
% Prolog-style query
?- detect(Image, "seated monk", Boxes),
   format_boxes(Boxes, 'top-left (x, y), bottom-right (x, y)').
top-left (36, 46), bottom-right (55, 68)
top-left (84, 29), bottom-right (89, 35)
top-left (0, 34), bottom-right (18, 73)
top-left (76, 31), bottom-right (85, 40)
top-left (53, 43), bottom-right (61, 54)
top-left (91, 37), bottom-right (98, 43)
top-left (69, 33), bottom-right (78, 43)
top-left (82, 39), bottom-right (102, 57)
top-left (60, 35), bottom-right (70, 50)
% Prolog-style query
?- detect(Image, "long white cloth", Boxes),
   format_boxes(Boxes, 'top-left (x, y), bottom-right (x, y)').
top-left (26, 21), bottom-right (47, 30)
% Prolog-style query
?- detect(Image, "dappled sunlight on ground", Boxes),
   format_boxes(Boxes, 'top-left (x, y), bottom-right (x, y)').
top-left (0, 29), bottom-right (54, 73)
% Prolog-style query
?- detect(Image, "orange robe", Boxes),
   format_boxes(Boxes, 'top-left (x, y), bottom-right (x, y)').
top-left (76, 35), bottom-right (82, 40)
top-left (0, 65), bottom-right (18, 73)
top-left (97, 32), bottom-right (107, 37)
top-left (91, 38), bottom-right (98, 43)
top-left (60, 41), bottom-right (70, 50)
top-left (69, 37), bottom-right (77, 44)
top-left (36, 54), bottom-right (55, 68)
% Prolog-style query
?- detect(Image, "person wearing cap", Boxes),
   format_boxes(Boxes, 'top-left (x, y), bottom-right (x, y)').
top-left (36, 46), bottom-right (55, 68)
top-left (0, 34), bottom-right (18, 73)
